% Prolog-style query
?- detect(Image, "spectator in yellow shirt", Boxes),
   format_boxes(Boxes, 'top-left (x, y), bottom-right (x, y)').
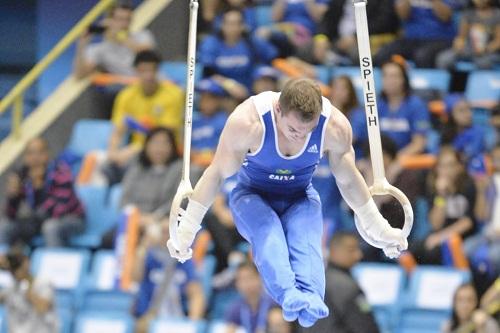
top-left (105, 50), bottom-right (184, 184)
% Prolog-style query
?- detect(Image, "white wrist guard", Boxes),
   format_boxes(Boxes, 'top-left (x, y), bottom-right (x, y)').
top-left (184, 199), bottom-right (208, 226)
top-left (177, 199), bottom-right (208, 245)
top-left (354, 198), bottom-right (388, 240)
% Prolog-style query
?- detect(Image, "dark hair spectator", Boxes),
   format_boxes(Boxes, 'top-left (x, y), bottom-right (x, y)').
top-left (442, 283), bottom-right (500, 332)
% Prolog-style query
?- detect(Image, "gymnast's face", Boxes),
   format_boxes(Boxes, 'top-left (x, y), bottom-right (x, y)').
top-left (276, 105), bottom-right (319, 143)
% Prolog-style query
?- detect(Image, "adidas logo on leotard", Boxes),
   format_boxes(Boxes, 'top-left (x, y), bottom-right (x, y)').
top-left (307, 144), bottom-right (318, 153)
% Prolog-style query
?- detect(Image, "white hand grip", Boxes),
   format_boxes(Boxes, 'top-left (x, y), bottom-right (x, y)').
top-left (168, 179), bottom-right (193, 262)
top-left (354, 179), bottom-right (413, 249)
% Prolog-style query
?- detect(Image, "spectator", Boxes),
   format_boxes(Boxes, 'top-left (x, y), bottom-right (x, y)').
top-left (225, 261), bottom-right (274, 333)
top-left (463, 144), bottom-right (500, 277)
top-left (192, 78), bottom-right (229, 168)
top-left (329, 75), bottom-right (366, 158)
top-left (104, 50), bottom-right (184, 185)
top-left (0, 250), bottom-right (59, 333)
top-left (101, 127), bottom-right (201, 248)
top-left (73, 4), bottom-right (156, 79)
top-left (442, 283), bottom-right (500, 333)
top-left (214, 0), bottom-right (258, 32)
top-left (0, 138), bottom-right (85, 247)
top-left (310, 0), bottom-right (399, 65)
top-left (257, 0), bottom-right (329, 58)
top-left (199, 9), bottom-right (278, 90)
top-left (252, 66), bottom-right (281, 95)
top-left (133, 222), bottom-right (206, 333)
top-left (441, 95), bottom-right (488, 162)
top-left (299, 232), bottom-right (379, 333)
top-left (120, 127), bottom-right (188, 221)
top-left (374, 0), bottom-right (456, 68)
top-left (409, 146), bottom-right (477, 265)
top-left (437, 0), bottom-right (500, 70)
top-left (266, 305), bottom-right (294, 333)
top-left (376, 59), bottom-right (430, 156)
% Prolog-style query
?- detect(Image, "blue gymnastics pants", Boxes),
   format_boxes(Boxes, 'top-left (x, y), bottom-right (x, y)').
top-left (229, 183), bottom-right (325, 305)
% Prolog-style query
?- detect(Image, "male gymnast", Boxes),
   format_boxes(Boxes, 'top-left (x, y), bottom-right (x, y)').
top-left (169, 78), bottom-right (408, 327)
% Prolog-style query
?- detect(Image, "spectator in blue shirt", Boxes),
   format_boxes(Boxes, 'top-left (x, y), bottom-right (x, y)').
top-left (376, 60), bottom-right (430, 155)
top-left (329, 75), bottom-right (367, 159)
top-left (199, 9), bottom-right (278, 89)
top-left (374, 0), bottom-right (456, 68)
top-left (224, 261), bottom-right (274, 333)
top-left (214, 0), bottom-right (258, 32)
top-left (441, 94), bottom-right (488, 163)
top-left (256, 0), bottom-right (329, 57)
top-left (192, 78), bottom-right (229, 168)
top-left (133, 222), bottom-right (205, 333)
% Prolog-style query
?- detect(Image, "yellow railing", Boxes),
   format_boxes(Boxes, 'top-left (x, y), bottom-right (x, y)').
top-left (0, 0), bottom-right (115, 138)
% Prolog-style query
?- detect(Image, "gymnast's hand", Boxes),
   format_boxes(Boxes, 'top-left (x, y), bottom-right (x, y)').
top-left (354, 198), bottom-right (408, 258)
top-left (167, 199), bottom-right (208, 262)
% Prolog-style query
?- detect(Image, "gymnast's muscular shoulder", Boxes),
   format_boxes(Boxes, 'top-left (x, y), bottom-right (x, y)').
top-left (323, 102), bottom-right (354, 157)
top-left (222, 97), bottom-right (263, 154)
top-left (207, 97), bottom-right (263, 179)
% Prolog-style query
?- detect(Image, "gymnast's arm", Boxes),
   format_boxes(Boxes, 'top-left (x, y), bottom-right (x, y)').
top-left (325, 106), bottom-right (407, 252)
top-left (189, 99), bottom-right (259, 208)
top-left (324, 107), bottom-right (371, 208)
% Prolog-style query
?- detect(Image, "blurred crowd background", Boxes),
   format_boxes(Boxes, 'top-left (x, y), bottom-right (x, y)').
top-left (0, 0), bottom-right (499, 332)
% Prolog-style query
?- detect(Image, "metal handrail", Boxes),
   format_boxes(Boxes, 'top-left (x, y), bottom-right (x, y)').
top-left (0, 0), bottom-right (115, 137)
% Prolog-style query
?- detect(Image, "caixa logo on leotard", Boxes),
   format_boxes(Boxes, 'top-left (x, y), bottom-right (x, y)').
top-left (269, 169), bottom-right (295, 181)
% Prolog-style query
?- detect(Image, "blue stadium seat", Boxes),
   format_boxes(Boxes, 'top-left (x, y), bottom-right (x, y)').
top-left (0, 306), bottom-right (5, 333)
top-left (108, 184), bottom-right (123, 212)
top-left (31, 248), bottom-right (91, 310)
top-left (465, 70), bottom-right (500, 105)
top-left (159, 61), bottom-right (203, 88)
top-left (81, 250), bottom-right (134, 314)
top-left (332, 66), bottom-right (382, 104)
top-left (71, 185), bottom-right (119, 248)
top-left (149, 318), bottom-right (206, 333)
top-left (66, 120), bottom-right (113, 158)
top-left (62, 119), bottom-right (113, 175)
top-left (208, 320), bottom-right (246, 333)
top-left (74, 311), bottom-right (134, 333)
top-left (255, 5), bottom-right (272, 27)
top-left (58, 307), bottom-right (73, 333)
top-left (409, 69), bottom-right (450, 94)
top-left (315, 65), bottom-right (331, 84)
top-left (352, 263), bottom-right (405, 332)
top-left (396, 266), bottom-right (471, 332)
